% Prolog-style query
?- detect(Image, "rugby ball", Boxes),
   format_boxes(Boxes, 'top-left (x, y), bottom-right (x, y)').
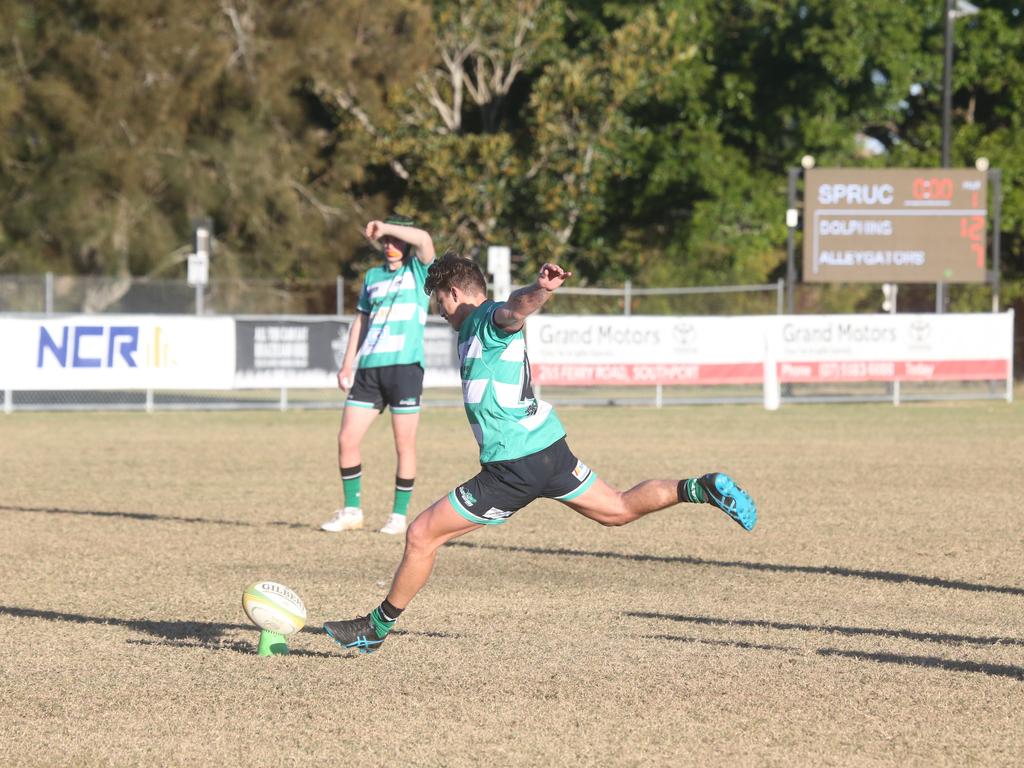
top-left (242, 581), bottom-right (306, 635)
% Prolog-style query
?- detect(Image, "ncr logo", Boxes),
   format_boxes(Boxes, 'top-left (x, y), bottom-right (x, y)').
top-left (37, 325), bottom-right (140, 368)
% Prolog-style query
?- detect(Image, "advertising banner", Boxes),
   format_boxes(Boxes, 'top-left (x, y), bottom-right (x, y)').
top-left (0, 315), bottom-right (235, 390)
top-left (234, 318), bottom-right (348, 388)
top-left (525, 316), bottom-right (766, 386)
top-left (233, 317), bottom-right (461, 388)
top-left (774, 313), bottom-right (1013, 382)
top-left (525, 313), bottom-right (1013, 386)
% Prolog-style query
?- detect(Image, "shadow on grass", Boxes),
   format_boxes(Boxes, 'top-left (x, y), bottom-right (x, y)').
top-left (626, 611), bottom-right (1024, 647)
top-left (447, 540), bottom-right (1024, 596)
top-left (646, 633), bottom-right (1024, 680)
top-left (816, 648), bottom-right (1024, 681)
top-left (0, 503), bottom-right (307, 530)
top-left (0, 605), bottom-right (455, 657)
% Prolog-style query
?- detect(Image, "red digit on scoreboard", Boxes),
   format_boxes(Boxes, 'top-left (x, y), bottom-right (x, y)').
top-left (972, 243), bottom-right (985, 268)
top-left (959, 215), bottom-right (985, 268)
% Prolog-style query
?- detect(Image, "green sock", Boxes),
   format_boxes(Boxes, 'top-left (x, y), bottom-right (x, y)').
top-left (341, 465), bottom-right (361, 508)
top-left (369, 607), bottom-right (396, 639)
top-left (393, 476), bottom-right (414, 517)
top-left (678, 477), bottom-right (707, 504)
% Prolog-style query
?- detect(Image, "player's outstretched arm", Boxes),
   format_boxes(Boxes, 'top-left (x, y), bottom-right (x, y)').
top-left (493, 263), bottom-right (572, 332)
top-left (365, 220), bottom-right (435, 265)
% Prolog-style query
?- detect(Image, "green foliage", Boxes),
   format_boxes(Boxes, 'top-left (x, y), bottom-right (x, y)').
top-left (1, 0), bottom-right (1022, 313)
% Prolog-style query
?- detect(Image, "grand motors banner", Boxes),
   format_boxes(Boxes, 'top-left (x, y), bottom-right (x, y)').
top-left (773, 313), bottom-right (1013, 382)
top-left (525, 316), bottom-right (767, 385)
top-left (0, 315), bottom-right (235, 390)
top-left (526, 313), bottom-right (1014, 385)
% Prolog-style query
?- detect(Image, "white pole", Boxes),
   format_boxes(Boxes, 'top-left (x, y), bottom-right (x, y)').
top-left (762, 329), bottom-right (781, 411)
top-left (145, 389), bottom-right (154, 413)
top-left (279, 388), bottom-right (288, 412)
top-left (1007, 308), bottom-right (1015, 404)
top-left (3, 390), bottom-right (11, 415)
top-left (655, 383), bottom-right (663, 408)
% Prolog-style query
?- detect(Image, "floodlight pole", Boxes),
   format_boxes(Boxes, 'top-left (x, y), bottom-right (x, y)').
top-left (938, 0), bottom-right (979, 313)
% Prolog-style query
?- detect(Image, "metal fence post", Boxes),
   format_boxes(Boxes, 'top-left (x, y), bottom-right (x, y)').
top-left (776, 278), bottom-right (784, 315)
top-left (336, 276), bottom-right (344, 315)
top-left (624, 280), bottom-right (632, 316)
top-left (3, 390), bottom-right (11, 415)
top-left (45, 272), bottom-right (54, 314)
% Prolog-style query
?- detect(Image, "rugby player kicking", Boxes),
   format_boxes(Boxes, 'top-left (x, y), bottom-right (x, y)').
top-left (324, 255), bottom-right (757, 653)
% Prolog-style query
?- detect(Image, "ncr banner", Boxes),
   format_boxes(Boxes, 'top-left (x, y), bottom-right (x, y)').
top-left (0, 315), bottom-right (235, 390)
top-left (525, 316), bottom-right (766, 386)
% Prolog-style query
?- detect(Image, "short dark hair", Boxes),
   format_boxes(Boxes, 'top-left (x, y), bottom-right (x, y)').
top-left (424, 253), bottom-right (487, 296)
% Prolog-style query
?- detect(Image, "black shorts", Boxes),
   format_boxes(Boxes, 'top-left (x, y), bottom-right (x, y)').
top-left (346, 363), bottom-right (424, 413)
top-left (448, 438), bottom-right (598, 525)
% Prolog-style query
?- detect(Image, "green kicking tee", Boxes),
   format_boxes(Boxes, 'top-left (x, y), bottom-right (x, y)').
top-left (356, 256), bottom-right (432, 369)
top-left (457, 300), bottom-right (565, 463)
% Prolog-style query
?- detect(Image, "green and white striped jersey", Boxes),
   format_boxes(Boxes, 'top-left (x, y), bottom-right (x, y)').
top-left (458, 300), bottom-right (565, 463)
top-left (356, 257), bottom-right (432, 369)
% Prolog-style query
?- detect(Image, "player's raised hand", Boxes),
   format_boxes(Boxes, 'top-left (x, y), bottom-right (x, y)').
top-left (365, 220), bottom-right (385, 241)
top-left (538, 263), bottom-right (572, 292)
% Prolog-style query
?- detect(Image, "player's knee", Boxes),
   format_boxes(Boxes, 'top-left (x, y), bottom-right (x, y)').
top-left (595, 513), bottom-right (629, 527)
top-left (404, 517), bottom-right (436, 554)
top-left (592, 496), bottom-right (633, 527)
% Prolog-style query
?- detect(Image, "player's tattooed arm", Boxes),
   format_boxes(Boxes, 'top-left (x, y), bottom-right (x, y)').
top-left (493, 263), bottom-right (572, 332)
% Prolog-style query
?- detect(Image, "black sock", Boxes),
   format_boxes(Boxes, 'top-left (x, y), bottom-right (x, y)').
top-left (677, 477), bottom-right (708, 504)
top-left (378, 599), bottom-right (404, 622)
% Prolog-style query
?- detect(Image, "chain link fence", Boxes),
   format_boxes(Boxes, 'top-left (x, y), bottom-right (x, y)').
top-left (0, 274), bottom-right (347, 316)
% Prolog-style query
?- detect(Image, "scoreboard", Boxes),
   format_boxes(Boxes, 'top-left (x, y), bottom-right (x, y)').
top-left (803, 168), bottom-right (987, 283)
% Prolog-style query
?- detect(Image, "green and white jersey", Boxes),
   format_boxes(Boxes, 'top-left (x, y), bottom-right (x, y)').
top-left (458, 300), bottom-right (565, 463)
top-left (356, 256), bottom-right (432, 369)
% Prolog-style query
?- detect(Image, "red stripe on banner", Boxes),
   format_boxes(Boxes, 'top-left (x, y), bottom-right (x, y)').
top-left (532, 359), bottom-right (1009, 386)
top-left (531, 363), bottom-right (763, 386)
top-left (777, 359), bottom-right (1009, 383)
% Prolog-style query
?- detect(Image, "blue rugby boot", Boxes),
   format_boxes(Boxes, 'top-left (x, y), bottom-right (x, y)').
top-left (323, 610), bottom-right (392, 654)
top-left (698, 473), bottom-right (757, 531)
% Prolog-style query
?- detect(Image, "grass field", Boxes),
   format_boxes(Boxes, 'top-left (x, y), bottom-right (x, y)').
top-left (2, 399), bottom-right (1023, 766)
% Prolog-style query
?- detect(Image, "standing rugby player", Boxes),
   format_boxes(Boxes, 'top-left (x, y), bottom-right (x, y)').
top-left (320, 216), bottom-right (434, 536)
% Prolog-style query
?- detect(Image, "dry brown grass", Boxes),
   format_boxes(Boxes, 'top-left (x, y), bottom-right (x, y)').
top-left (1, 399), bottom-right (1023, 767)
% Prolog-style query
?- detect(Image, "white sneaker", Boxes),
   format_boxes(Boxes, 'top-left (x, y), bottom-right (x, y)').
top-left (320, 506), bottom-right (363, 532)
top-left (378, 513), bottom-right (407, 535)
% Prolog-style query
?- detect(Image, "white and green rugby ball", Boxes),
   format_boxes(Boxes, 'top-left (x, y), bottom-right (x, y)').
top-left (242, 581), bottom-right (306, 635)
